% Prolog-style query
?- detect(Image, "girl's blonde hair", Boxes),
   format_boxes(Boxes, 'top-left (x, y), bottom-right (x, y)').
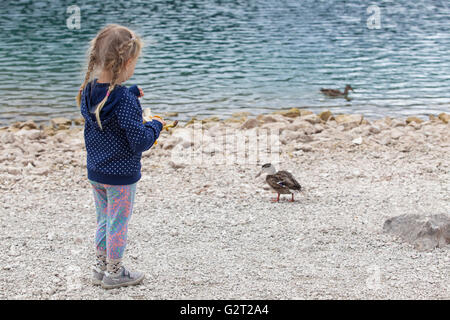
top-left (76, 24), bottom-right (143, 129)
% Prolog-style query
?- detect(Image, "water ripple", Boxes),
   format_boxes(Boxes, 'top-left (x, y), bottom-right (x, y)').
top-left (0, 0), bottom-right (449, 125)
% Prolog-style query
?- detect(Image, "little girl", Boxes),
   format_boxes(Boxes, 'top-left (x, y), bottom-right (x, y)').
top-left (77, 24), bottom-right (165, 289)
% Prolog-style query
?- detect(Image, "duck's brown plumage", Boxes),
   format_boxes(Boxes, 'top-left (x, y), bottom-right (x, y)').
top-left (266, 170), bottom-right (302, 194)
top-left (320, 88), bottom-right (343, 96)
top-left (320, 85), bottom-right (353, 99)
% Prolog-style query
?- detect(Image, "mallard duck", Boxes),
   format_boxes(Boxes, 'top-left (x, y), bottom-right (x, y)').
top-left (320, 85), bottom-right (353, 101)
top-left (255, 163), bottom-right (302, 202)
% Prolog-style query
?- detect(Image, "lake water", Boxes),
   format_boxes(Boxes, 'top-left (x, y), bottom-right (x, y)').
top-left (0, 0), bottom-right (449, 126)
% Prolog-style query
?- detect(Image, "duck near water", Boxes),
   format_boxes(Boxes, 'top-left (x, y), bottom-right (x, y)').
top-left (255, 163), bottom-right (302, 202)
top-left (320, 84), bottom-right (354, 101)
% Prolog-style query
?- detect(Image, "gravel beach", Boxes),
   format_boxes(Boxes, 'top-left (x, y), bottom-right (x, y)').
top-left (0, 110), bottom-right (449, 300)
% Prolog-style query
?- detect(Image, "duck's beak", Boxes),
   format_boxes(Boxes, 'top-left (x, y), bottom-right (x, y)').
top-left (255, 171), bottom-right (262, 178)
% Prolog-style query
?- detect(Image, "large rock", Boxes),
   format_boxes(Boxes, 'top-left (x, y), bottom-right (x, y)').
top-left (302, 114), bottom-right (321, 124)
top-left (352, 136), bottom-right (363, 145)
top-left (73, 117), bottom-right (85, 126)
top-left (231, 111), bottom-right (251, 118)
top-left (288, 119), bottom-right (315, 132)
top-left (240, 118), bottom-right (260, 130)
top-left (184, 117), bottom-right (198, 127)
top-left (383, 214), bottom-right (450, 251)
top-left (438, 113), bottom-right (449, 124)
top-left (169, 159), bottom-right (187, 169)
top-left (390, 128), bottom-right (404, 140)
top-left (40, 125), bottom-right (56, 137)
top-left (299, 109), bottom-right (314, 117)
top-left (18, 120), bottom-right (38, 130)
top-left (1, 132), bottom-right (15, 144)
top-left (318, 110), bottom-right (333, 122)
top-left (224, 117), bottom-right (246, 125)
top-left (51, 117), bottom-right (72, 130)
top-left (368, 125), bottom-right (381, 134)
top-left (162, 137), bottom-right (181, 150)
top-left (334, 114), bottom-right (363, 130)
top-left (273, 108), bottom-right (301, 118)
top-left (280, 130), bottom-right (303, 144)
top-left (201, 116), bottom-right (220, 124)
top-left (391, 119), bottom-right (406, 127)
top-left (256, 115), bottom-right (278, 123)
top-left (405, 116), bottom-right (423, 124)
top-left (260, 121), bottom-right (287, 133)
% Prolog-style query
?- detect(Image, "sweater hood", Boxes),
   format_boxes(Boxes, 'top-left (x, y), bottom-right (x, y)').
top-left (82, 79), bottom-right (127, 129)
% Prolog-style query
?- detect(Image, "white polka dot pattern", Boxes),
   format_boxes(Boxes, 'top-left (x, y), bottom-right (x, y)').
top-left (80, 86), bottom-right (163, 184)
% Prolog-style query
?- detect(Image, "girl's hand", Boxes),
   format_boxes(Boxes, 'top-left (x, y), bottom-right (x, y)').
top-left (139, 88), bottom-right (144, 98)
top-left (152, 116), bottom-right (166, 127)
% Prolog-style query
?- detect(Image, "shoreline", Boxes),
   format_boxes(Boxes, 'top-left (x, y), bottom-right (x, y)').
top-left (0, 108), bottom-right (449, 299)
top-left (1, 107), bottom-right (449, 133)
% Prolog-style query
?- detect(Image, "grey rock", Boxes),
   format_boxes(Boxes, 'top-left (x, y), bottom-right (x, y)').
top-left (1, 133), bottom-right (15, 144)
top-left (169, 160), bottom-right (187, 169)
top-left (240, 118), bottom-right (259, 130)
top-left (302, 114), bottom-right (321, 124)
top-left (390, 128), bottom-right (404, 140)
top-left (352, 136), bottom-right (363, 145)
top-left (369, 126), bottom-right (381, 134)
top-left (383, 214), bottom-right (450, 251)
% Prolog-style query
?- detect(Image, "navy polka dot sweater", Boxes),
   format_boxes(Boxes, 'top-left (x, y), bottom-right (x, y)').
top-left (80, 80), bottom-right (163, 185)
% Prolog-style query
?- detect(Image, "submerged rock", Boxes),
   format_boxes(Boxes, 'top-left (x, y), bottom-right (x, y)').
top-left (383, 214), bottom-right (450, 251)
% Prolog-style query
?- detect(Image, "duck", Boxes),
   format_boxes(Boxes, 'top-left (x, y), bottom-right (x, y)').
top-left (320, 84), bottom-right (353, 101)
top-left (255, 163), bottom-right (302, 202)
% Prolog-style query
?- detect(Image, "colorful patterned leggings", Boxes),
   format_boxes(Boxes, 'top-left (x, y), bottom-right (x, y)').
top-left (89, 180), bottom-right (137, 262)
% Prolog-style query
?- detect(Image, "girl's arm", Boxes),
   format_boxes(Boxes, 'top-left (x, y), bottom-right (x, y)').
top-left (116, 91), bottom-right (163, 153)
top-left (128, 85), bottom-right (143, 98)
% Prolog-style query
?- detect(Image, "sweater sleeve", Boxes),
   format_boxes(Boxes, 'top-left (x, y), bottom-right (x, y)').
top-left (128, 85), bottom-right (140, 97)
top-left (116, 91), bottom-right (163, 153)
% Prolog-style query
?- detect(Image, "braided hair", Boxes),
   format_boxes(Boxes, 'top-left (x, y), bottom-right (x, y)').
top-left (76, 24), bottom-right (143, 130)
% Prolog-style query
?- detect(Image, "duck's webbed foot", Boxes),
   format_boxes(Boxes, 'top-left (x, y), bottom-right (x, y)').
top-left (271, 193), bottom-right (280, 202)
top-left (288, 193), bottom-right (295, 202)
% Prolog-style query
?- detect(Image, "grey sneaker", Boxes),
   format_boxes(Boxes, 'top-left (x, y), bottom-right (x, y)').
top-left (92, 267), bottom-right (105, 285)
top-left (101, 266), bottom-right (145, 289)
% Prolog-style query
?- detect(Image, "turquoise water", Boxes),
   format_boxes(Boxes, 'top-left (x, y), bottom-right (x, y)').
top-left (0, 0), bottom-right (449, 125)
